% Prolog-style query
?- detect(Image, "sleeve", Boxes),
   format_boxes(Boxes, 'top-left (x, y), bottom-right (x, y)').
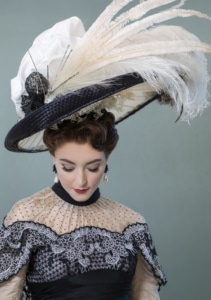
top-left (0, 201), bottom-right (58, 299)
top-left (0, 266), bottom-right (27, 300)
top-left (125, 222), bottom-right (167, 300)
top-left (0, 216), bottom-right (29, 299)
top-left (131, 253), bottom-right (160, 300)
top-left (0, 201), bottom-right (34, 299)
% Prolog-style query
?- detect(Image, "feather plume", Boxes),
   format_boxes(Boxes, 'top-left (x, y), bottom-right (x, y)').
top-left (14, 0), bottom-right (211, 122)
top-left (51, 0), bottom-right (211, 88)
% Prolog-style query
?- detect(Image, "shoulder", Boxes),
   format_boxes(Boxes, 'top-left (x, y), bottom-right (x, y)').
top-left (99, 196), bottom-right (146, 226)
top-left (4, 188), bottom-right (54, 226)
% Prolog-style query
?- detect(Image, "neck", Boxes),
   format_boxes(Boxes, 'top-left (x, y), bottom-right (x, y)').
top-left (52, 181), bottom-right (100, 206)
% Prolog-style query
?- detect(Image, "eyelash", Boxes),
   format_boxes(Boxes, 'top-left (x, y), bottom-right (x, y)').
top-left (88, 167), bottom-right (99, 173)
top-left (62, 166), bottom-right (99, 173)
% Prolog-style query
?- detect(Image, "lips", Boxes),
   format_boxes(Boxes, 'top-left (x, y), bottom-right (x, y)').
top-left (74, 189), bottom-right (89, 194)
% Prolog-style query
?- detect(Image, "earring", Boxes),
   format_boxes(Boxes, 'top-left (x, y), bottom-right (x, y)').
top-left (103, 173), bottom-right (108, 183)
top-left (53, 165), bottom-right (59, 183)
top-left (103, 164), bottom-right (109, 183)
top-left (54, 174), bottom-right (59, 183)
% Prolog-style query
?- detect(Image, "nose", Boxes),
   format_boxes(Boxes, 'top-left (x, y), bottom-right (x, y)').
top-left (76, 170), bottom-right (87, 187)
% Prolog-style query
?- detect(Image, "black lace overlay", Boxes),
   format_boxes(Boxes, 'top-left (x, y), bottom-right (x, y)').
top-left (0, 221), bottom-right (167, 289)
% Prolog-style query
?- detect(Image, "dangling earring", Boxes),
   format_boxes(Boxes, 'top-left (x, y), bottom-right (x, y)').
top-left (53, 165), bottom-right (59, 183)
top-left (103, 165), bottom-right (109, 183)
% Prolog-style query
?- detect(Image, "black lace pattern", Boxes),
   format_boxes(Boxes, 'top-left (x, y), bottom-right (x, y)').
top-left (0, 221), bottom-right (167, 288)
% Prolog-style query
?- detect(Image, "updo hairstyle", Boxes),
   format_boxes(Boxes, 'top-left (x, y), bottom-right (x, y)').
top-left (43, 110), bottom-right (119, 158)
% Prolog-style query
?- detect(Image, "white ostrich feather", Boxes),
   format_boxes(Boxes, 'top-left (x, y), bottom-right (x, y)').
top-left (12, 0), bottom-right (211, 122)
top-left (51, 0), bottom-right (211, 85)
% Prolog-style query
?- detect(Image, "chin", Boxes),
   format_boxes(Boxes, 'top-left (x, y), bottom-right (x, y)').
top-left (70, 189), bottom-right (93, 202)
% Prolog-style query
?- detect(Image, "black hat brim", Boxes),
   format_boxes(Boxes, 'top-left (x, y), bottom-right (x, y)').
top-left (5, 73), bottom-right (157, 153)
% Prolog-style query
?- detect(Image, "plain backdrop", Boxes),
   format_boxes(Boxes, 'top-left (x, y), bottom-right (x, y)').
top-left (0, 1), bottom-right (211, 300)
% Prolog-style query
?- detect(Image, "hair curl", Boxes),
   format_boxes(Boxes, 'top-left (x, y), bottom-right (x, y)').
top-left (43, 110), bottom-right (119, 158)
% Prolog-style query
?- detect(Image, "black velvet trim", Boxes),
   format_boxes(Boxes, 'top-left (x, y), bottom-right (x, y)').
top-left (51, 182), bottom-right (100, 206)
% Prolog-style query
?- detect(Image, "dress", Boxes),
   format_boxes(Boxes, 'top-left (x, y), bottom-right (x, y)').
top-left (0, 182), bottom-right (167, 299)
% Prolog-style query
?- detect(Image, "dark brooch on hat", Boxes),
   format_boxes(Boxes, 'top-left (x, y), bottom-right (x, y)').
top-left (21, 72), bottom-right (49, 115)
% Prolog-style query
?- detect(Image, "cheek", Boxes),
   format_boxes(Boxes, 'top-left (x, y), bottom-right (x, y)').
top-left (58, 171), bottom-right (73, 186)
top-left (91, 171), bottom-right (105, 186)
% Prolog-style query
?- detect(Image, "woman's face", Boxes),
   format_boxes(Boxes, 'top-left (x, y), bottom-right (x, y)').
top-left (52, 142), bottom-right (108, 202)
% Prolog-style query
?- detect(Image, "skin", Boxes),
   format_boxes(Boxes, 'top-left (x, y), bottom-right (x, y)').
top-left (52, 142), bottom-right (108, 202)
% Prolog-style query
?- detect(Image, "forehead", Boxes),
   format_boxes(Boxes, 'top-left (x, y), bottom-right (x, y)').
top-left (53, 142), bottom-right (106, 162)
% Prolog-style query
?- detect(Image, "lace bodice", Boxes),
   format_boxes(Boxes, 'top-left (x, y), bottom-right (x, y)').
top-left (0, 187), bottom-right (167, 299)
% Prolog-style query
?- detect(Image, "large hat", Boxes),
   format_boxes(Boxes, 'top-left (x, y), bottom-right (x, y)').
top-left (5, 0), bottom-right (211, 153)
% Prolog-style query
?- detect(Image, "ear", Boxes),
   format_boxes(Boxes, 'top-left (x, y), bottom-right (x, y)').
top-left (104, 164), bottom-right (109, 173)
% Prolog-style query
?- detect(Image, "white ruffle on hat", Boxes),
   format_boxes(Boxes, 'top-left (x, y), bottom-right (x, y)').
top-left (11, 17), bottom-right (85, 120)
top-left (5, 0), bottom-right (211, 153)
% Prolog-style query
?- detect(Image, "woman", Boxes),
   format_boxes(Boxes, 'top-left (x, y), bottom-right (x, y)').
top-left (1, 0), bottom-right (211, 299)
top-left (0, 110), bottom-right (166, 299)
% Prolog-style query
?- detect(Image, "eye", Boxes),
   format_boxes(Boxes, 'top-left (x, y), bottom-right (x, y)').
top-left (62, 165), bottom-right (74, 172)
top-left (88, 167), bottom-right (99, 173)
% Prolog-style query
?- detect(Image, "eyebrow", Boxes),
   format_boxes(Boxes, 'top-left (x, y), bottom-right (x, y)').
top-left (59, 158), bottom-right (103, 166)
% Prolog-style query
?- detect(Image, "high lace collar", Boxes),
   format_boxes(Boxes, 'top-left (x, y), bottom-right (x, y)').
top-left (52, 182), bottom-right (100, 206)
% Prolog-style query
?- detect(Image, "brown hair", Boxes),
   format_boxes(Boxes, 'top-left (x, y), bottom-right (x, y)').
top-left (43, 110), bottom-right (119, 157)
